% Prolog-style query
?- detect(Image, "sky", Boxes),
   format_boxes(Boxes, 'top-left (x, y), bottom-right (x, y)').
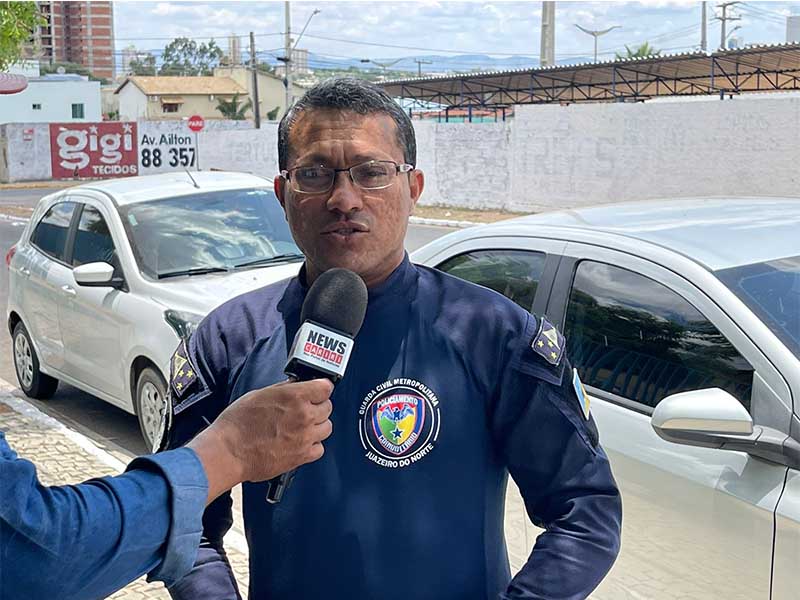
top-left (113, 1), bottom-right (800, 71)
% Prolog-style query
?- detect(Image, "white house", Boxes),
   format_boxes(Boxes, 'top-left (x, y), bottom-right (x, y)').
top-left (115, 76), bottom-right (248, 121)
top-left (0, 62), bottom-right (102, 124)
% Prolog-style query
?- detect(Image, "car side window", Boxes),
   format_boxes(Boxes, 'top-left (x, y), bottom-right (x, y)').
top-left (30, 202), bottom-right (77, 262)
top-left (437, 249), bottom-right (546, 311)
top-left (72, 206), bottom-right (117, 267)
top-left (565, 261), bottom-right (754, 411)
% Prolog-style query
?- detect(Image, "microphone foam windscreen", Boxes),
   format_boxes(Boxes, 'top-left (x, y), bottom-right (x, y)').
top-left (301, 268), bottom-right (368, 338)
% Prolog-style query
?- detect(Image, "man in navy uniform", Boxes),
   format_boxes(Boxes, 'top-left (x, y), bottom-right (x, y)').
top-left (164, 77), bottom-right (622, 600)
top-left (1, 378), bottom-right (333, 599)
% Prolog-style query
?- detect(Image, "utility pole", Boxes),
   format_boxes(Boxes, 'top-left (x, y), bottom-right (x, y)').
top-left (250, 32), bottom-right (261, 128)
top-left (540, 1), bottom-right (556, 67)
top-left (575, 24), bottom-right (621, 62)
top-left (283, 1), bottom-right (292, 116)
top-left (701, 1), bottom-right (708, 52)
top-left (717, 1), bottom-right (741, 49)
top-left (413, 58), bottom-right (432, 77)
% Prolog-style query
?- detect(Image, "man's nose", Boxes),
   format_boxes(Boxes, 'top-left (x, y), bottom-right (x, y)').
top-left (326, 170), bottom-right (364, 214)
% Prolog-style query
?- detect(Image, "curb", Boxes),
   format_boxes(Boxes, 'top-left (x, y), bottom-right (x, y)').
top-left (0, 181), bottom-right (78, 190)
top-left (409, 216), bottom-right (481, 228)
top-left (0, 213), bottom-right (30, 224)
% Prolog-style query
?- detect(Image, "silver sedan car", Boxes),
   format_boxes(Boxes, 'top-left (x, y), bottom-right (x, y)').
top-left (411, 198), bottom-right (799, 599)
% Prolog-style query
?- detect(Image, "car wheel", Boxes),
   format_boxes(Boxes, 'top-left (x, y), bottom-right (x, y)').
top-left (135, 366), bottom-right (167, 451)
top-left (12, 322), bottom-right (58, 399)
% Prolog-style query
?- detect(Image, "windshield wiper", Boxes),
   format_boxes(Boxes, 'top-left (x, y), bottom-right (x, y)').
top-left (234, 254), bottom-right (304, 269)
top-left (157, 266), bottom-right (230, 279)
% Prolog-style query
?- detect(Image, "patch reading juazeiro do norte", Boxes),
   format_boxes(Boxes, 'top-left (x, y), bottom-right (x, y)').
top-left (359, 378), bottom-right (441, 469)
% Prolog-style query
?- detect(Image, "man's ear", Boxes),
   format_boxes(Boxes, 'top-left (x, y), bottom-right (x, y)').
top-left (408, 169), bottom-right (424, 214)
top-left (274, 175), bottom-right (287, 211)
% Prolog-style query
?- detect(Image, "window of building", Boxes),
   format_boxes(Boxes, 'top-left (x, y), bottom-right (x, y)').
top-left (31, 202), bottom-right (77, 263)
top-left (564, 261), bottom-right (754, 411)
top-left (436, 249), bottom-right (546, 312)
top-left (71, 103), bottom-right (85, 119)
top-left (72, 206), bottom-right (117, 267)
top-left (32, 103), bottom-right (42, 110)
top-left (162, 103), bottom-right (180, 113)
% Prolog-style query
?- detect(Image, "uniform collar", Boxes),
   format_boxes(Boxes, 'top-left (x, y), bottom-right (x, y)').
top-left (293, 253), bottom-right (417, 307)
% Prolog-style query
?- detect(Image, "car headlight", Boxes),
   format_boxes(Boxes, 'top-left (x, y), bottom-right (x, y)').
top-left (164, 309), bottom-right (204, 340)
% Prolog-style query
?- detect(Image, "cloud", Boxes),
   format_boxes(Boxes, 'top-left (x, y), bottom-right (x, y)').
top-left (115, 1), bottom-right (799, 64)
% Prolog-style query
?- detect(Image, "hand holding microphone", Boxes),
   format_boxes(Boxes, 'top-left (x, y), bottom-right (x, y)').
top-left (266, 268), bottom-right (368, 503)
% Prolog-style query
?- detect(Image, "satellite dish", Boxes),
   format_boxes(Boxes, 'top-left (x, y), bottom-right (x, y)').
top-left (56, 66), bottom-right (66, 75)
top-left (0, 73), bottom-right (28, 95)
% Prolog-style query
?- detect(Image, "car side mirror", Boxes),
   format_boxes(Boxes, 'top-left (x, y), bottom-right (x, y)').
top-left (652, 388), bottom-right (753, 439)
top-left (651, 388), bottom-right (800, 469)
top-left (73, 262), bottom-right (125, 289)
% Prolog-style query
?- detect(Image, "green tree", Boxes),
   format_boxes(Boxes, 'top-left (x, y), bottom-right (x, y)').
top-left (266, 105), bottom-right (280, 120)
top-left (160, 37), bottom-right (224, 76)
top-left (615, 42), bottom-right (660, 60)
top-left (256, 62), bottom-right (275, 75)
top-left (216, 93), bottom-right (252, 120)
top-left (0, 1), bottom-right (43, 72)
top-left (128, 53), bottom-right (157, 76)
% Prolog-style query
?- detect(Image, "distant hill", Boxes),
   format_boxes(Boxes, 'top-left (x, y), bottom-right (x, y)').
top-left (133, 49), bottom-right (595, 78)
top-left (297, 52), bottom-right (596, 76)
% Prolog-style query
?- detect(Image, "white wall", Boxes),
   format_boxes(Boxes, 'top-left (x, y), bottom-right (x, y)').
top-left (0, 79), bottom-right (101, 125)
top-left (117, 84), bottom-right (148, 121)
top-left (506, 96), bottom-right (800, 211)
top-left (0, 123), bottom-right (53, 182)
top-left (4, 95), bottom-right (800, 211)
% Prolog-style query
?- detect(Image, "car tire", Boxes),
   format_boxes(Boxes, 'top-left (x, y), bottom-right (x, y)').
top-left (135, 366), bottom-right (168, 451)
top-left (12, 322), bottom-right (58, 399)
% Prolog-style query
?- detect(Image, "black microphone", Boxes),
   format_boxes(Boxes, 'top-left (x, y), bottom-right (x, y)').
top-left (265, 268), bottom-right (368, 503)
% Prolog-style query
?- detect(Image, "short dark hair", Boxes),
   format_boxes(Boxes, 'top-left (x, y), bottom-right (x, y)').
top-left (278, 77), bottom-right (416, 171)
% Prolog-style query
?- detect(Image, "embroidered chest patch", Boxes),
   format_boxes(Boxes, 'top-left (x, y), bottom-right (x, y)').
top-left (358, 378), bottom-right (441, 469)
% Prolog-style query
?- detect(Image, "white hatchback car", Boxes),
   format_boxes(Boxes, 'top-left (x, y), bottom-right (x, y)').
top-left (7, 171), bottom-right (303, 449)
top-left (411, 197), bottom-right (800, 599)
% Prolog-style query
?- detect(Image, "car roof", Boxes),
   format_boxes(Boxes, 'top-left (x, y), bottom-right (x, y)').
top-left (69, 171), bottom-right (273, 206)
top-left (485, 197), bottom-right (800, 271)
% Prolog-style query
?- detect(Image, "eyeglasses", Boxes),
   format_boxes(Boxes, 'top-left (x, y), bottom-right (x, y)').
top-left (281, 160), bottom-right (414, 194)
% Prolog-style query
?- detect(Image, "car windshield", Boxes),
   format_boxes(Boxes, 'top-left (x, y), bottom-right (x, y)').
top-left (716, 255), bottom-right (800, 359)
top-left (119, 188), bottom-right (302, 279)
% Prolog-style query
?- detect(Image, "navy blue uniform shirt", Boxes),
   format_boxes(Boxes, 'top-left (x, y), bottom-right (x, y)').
top-left (167, 255), bottom-right (622, 600)
top-left (0, 430), bottom-right (207, 599)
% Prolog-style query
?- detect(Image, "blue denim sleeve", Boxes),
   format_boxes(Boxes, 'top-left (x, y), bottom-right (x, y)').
top-left (0, 431), bottom-right (207, 600)
top-left (128, 447), bottom-right (209, 585)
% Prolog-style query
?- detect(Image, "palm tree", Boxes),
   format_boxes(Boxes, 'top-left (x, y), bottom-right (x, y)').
top-left (216, 93), bottom-right (253, 120)
top-left (615, 42), bottom-right (660, 60)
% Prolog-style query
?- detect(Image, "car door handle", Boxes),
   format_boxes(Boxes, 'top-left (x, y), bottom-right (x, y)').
top-left (19, 267), bottom-right (31, 277)
top-left (61, 285), bottom-right (77, 296)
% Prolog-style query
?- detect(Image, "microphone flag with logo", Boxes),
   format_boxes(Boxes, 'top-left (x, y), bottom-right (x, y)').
top-left (266, 268), bottom-right (368, 503)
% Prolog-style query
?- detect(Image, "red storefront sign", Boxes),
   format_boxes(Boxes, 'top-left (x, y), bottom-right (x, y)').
top-left (50, 122), bottom-right (139, 179)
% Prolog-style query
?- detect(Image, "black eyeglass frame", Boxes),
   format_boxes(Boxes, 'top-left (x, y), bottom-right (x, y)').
top-left (280, 160), bottom-right (414, 194)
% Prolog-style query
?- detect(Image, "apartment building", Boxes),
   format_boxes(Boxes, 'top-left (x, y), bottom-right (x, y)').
top-left (35, 1), bottom-right (115, 81)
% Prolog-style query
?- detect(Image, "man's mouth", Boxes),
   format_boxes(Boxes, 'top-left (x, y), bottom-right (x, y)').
top-left (323, 223), bottom-right (369, 237)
